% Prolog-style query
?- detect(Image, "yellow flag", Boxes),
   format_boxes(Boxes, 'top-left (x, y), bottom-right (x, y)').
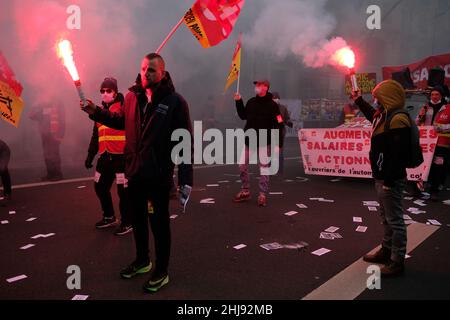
top-left (0, 80), bottom-right (25, 127)
top-left (224, 36), bottom-right (242, 92)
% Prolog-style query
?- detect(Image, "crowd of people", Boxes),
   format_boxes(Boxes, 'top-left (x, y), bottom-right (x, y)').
top-left (1, 50), bottom-right (449, 289)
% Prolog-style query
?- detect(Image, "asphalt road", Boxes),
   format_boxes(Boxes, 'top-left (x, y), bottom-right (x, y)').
top-left (1, 139), bottom-right (449, 300)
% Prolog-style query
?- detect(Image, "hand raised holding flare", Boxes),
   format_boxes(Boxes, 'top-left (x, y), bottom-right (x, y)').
top-left (80, 99), bottom-right (96, 115)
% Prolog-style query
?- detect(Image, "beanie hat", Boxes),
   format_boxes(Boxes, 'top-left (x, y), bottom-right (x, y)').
top-left (100, 77), bottom-right (118, 92)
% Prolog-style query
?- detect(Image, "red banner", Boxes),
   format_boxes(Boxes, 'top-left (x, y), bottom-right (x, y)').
top-left (382, 53), bottom-right (450, 89)
top-left (184, 0), bottom-right (245, 48)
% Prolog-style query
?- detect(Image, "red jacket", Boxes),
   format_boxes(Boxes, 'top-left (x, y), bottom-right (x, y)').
top-left (434, 104), bottom-right (450, 148)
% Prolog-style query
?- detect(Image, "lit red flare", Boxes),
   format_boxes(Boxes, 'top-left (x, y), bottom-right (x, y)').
top-left (332, 46), bottom-right (359, 92)
top-left (57, 39), bottom-right (80, 82)
top-left (56, 39), bottom-right (87, 105)
top-left (332, 47), bottom-right (355, 69)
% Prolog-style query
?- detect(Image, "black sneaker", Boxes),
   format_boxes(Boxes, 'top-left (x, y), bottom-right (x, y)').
top-left (120, 260), bottom-right (152, 279)
top-left (95, 216), bottom-right (118, 229)
top-left (143, 271), bottom-right (169, 293)
top-left (114, 224), bottom-right (133, 236)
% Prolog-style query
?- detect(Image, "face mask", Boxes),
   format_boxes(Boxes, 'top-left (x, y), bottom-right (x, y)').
top-left (101, 92), bottom-right (115, 104)
top-left (430, 99), bottom-right (442, 105)
top-left (255, 87), bottom-right (262, 95)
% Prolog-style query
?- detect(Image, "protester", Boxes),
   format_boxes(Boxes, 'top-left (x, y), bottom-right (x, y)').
top-left (81, 53), bottom-right (193, 293)
top-left (233, 79), bottom-right (282, 207)
top-left (416, 86), bottom-right (450, 201)
top-left (85, 77), bottom-right (132, 235)
top-left (352, 80), bottom-right (410, 277)
top-left (0, 139), bottom-right (12, 205)
top-left (29, 101), bottom-right (65, 181)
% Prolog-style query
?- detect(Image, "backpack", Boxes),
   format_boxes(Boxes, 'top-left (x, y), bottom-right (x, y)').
top-left (384, 110), bottom-right (424, 169)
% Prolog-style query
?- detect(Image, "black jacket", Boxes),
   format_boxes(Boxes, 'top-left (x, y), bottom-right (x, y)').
top-left (90, 72), bottom-right (193, 187)
top-left (235, 92), bottom-right (282, 146)
top-left (355, 96), bottom-right (411, 187)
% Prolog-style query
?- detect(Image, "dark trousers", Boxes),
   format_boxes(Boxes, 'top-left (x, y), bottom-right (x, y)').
top-left (375, 179), bottom-right (407, 262)
top-left (0, 149), bottom-right (11, 196)
top-left (129, 180), bottom-right (171, 274)
top-left (41, 134), bottom-right (62, 178)
top-left (95, 153), bottom-right (130, 225)
top-left (429, 146), bottom-right (450, 193)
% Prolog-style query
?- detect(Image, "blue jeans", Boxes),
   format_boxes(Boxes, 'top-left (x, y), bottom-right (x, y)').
top-left (375, 179), bottom-right (407, 262)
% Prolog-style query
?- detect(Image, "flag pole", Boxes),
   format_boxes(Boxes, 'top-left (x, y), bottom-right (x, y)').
top-left (236, 33), bottom-right (242, 94)
top-left (156, 16), bottom-right (185, 54)
top-left (236, 70), bottom-right (241, 94)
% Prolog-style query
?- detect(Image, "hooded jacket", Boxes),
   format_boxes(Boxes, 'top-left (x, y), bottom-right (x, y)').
top-left (89, 72), bottom-right (193, 187)
top-left (355, 80), bottom-right (411, 187)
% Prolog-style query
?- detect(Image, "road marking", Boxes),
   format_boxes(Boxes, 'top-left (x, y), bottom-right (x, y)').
top-left (302, 223), bottom-right (440, 300)
top-left (5, 157), bottom-right (303, 190)
top-left (9, 177), bottom-right (94, 190)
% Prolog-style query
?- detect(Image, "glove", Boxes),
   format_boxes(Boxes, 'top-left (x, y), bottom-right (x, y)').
top-left (179, 185), bottom-right (192, 213)
top-left (85, 155), bottom-right (94, 169)
top-left (350, 90), bottom-right (361, 102)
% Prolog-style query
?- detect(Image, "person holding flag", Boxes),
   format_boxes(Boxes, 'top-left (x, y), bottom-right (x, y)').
top-left (233, 80), bottom-right (282, 207)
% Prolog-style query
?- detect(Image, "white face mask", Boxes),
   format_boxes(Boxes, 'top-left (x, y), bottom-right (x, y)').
top-left (431, 99), bottom-right (442, 105)
top-left (101, 92), bottom-right (115, 104)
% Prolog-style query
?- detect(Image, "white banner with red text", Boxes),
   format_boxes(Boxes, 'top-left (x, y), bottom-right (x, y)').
top-left (299, 126), bottom-right (438, 181)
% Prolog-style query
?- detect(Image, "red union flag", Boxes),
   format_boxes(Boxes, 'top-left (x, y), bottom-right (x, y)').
top-left (0, 51), bottom-right (23, 97)
top-left (0, 51), bottom-right (25, 127)
top-left (184, 0), bottom-right (245, 48)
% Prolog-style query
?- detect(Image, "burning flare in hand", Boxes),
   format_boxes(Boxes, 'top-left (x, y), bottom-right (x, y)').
top-left (56, 39), bottom-right (87, 106)
top-left (332, 47), bottom-right (355, 69)
top-left (332, 47), bottom-right (359, 93)
top-left (56, 39), bottom-right (80, 82)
